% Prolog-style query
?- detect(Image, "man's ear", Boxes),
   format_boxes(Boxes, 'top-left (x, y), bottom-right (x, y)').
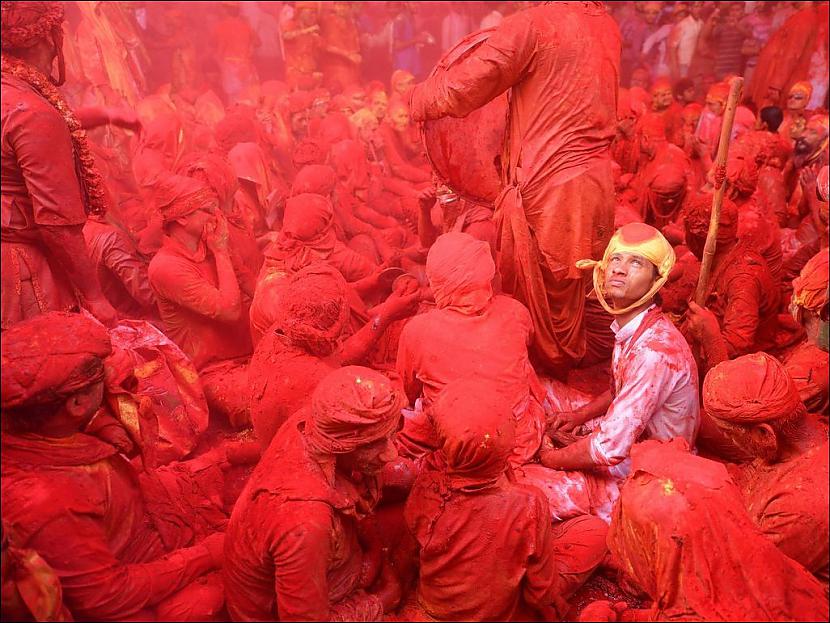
top-left (750, 423), bottom-right (778, 462)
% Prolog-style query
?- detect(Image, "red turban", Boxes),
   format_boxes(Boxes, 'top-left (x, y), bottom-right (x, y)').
top-left (792, 249), bottom-right (829, 314)
top-left (292, 139), bottom-right (326, 167)
top-left (308, 366), bottom-right (404, 454)
top-left (426, 232), bottom-right (495, 314)
top-left (215, 108), bottom-right (260, 153)
top-left (703, 352), bottom-right (803, 424)
top-left (282, 193), bottom-right (334, 241)
top-left (1, 1), bottom-right (63, 50)
top-left (269, 262), bottom-right (350, 356)
top-left (176, 153), bottom-right (239, 210)
top-left (287, 91), bottom-right (313, 114)
top-left (682, 192), bottom-right (739, 243)
top-left (1, 312), bottom-right (112, 409)
top-left (432, 378), bottom-right (515, 491)
top-left (726, 143), bottom-right (760, 196)
top-left (647, 162), bottom-right (688, 195)
top-left (154, 174), bottom-right (215, 224)
top-left (291, 165), bottom-right (337, 197)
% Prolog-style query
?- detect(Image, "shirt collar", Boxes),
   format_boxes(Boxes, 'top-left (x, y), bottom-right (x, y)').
top-left (611, 304), bottom-right (657, 343)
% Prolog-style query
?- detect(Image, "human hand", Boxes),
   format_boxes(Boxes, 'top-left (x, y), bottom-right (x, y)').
top-left (546, 411), bottom-right (582, 437)
top-left (685, 300), bottom-right (720, 342)
top-left (800, 165), bottom-right (818, 193)
top-left (107, 108), bottom-right (142, 134)
top-left (200, 533), bottom-right (225, 568)
top-left (379, 290), bottom-right (421, 322)
top-left (393, 274), bottom-right (419, 296)
top-left (418, 186), bottom-right (437, 211)
top-left (205, 212), bottom-right (229, 252)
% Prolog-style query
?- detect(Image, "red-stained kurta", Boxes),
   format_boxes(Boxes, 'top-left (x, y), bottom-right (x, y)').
top-left (410, 2), bottom-right (620, 370)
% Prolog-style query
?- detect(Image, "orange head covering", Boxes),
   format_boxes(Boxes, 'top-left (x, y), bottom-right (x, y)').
top-left (682, 102), bottom-right (703, 125)
top-left (281, 193), bottom-right (334, 241)
top-left (270, 262), bottom-right (350, 356)
top-left (291, 164), bottom-right (337, 197)
top-left (576, 223), bottom-right (676, 315)
top-left (432, 378), bottom-right (515, 491)
top-left (155, 174), bottom-right (216, 224)
top-left (426, 232), bottom-right (496, 315)
top-left (176, 153), bottom-right (239, 211)
top-left (0, 1), bottom-right (63, 50)
top-left (703, 352), bottom-right (803, 424)
top-left (706, 82), bottom-right (730, 107)
top-left (789, 80), bottom-right (813, 99)
top-left (1, 312), bottom-right (111, 409)
top-left (681, 192), bottom-right (739, 243)
top-left (792, 249), bottom-right (829, 315)
top-left (307, 366), bottom-right (404, 455)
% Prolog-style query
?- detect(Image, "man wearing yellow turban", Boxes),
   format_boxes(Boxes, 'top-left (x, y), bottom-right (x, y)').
top-left (541, 223), bottom-right (700, 493)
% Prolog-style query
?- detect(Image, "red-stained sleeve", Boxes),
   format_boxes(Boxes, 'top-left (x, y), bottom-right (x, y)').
top-left (395, 319), bottom-right (423, 405)
top-left (522, 492), bottom-right (564, 615)
top-left (8, 101), bottom-right (88, 227)
top-left (271, 501), bottom-right (382, 621)
top-left (29, 514), bottom-right (214, 621)
top-left (720, 270), bottom-right (763, 357)
top-left (410, 12), bottom-right (536, 121)
top-left (149, 253), bottom-right (240, 322)
top-left (96, 228), bottom-right (156, 308)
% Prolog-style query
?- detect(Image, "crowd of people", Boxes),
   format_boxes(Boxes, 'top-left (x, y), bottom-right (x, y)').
top-left (1, 0), bottom-right (828, 621)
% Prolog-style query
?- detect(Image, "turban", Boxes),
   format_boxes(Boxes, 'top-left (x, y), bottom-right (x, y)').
top-left (648, 162), bottom-right (687, 195)
top-left (650, 77), bottom-right (672, 98)
top-left (726, 143), bottom-right (760, 196)
top-left (706, 82), bottom-right (730, 105)
top-left (293, 139), bottom-right (325, 167)
top-left (228, 142), bottom-right (269, 187)
top-left (703, 352), bottom-right (802, 424)
top-left (270, 262), bottom-right (350, 356)
top-left (818, 165), bottom-right (829, 202)
top-left (682, 192), bottom-right (739, 243)
top-left (282, 193), bottom-right (334, 241)
top-left (1, 312), bottom-right (112, 409)
top-left (576, 223), bottom-right (676, 315)
top-left (155, 174), bottom-right (215, 224)
top-left (1, 1), bottom-right (63, 51)
top-left (308, 366), bottom-right (404, 454)
top-left (789, 81), bottom-right (813, 99)
top-left (792, 249), bottom-right (829, 314)
top-left (682, 102), bottom-right (703, 125)
top-left (287, 91), bottom-right (313, 114)
top-left (176, 153), bottom-right (239, 210)
top-left (292, 164), bottom-right (337, 197)
top-left (215, 107), bottom-right (260, 153)
top-left (426, 232), bottom-right (496, 314)
top-left (432, 378), bottom-right (515, 491)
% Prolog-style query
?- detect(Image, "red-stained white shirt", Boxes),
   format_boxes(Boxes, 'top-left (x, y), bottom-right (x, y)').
top-left (588, 306), bottom-right (700, 471)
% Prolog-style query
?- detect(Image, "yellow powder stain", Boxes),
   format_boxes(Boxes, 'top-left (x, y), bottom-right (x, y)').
top-left (661, 478), bottom-right (675, 496)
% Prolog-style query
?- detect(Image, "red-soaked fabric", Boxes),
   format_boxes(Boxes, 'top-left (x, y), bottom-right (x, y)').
top-left (153, 174), bottom-right (215, 225)
top-left (682, 191), bottom-right (739, 244)
top-left (248, 264), bottom-right (349, 446)
top-left (1, 432), bottom-right (220, 621)
top-left (731, 441), bottom-right (830, 585)
top-left (792, 249), bottom-right (829, 313)
top-left (639, 161), bottom-right (688, 225)
top-left (703, 352), bottom-right (802, 424)
top-left (176, 153), bottom-right (239, 212)
top-left (214, 108), bottom-right (261, 154)
top-left (282, 192), bottom-right (335, 241)
top-left (410, 3), bottom-right (619, 371)
top-left (608, 439), bottom-right (829, 621)
top-left (104, 319), bottom-right (209, 467)
top-left (291, 164), bottom-right (337, 197)
top-left (307, 366), bottom-right (404, 455)
top-left (1, 311), bottom-right (111, 409)
top-left (0, 1), bottom-right (63, 49)
top-left (425, 232), bottom-right (495, 315)
top-left (330, 138), bottom-right (371, 190)
top-left (314, 111), bottom-right (353, 150)
top-left (224, 413), bottom-right (384, 621)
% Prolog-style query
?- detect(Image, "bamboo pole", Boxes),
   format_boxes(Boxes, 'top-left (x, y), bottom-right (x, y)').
top-left (694, 76), bottom-right (744, 305)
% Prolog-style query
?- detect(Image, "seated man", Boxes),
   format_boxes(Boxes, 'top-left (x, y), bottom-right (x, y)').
top-left (703, 353), bottom-right (829, 586)
top-left (581, 440), bottom-right (829, 622)
top-left (404, 378), bottom-right (606, 622)
top-left (542, 223), bottom-right (699, 520)
top-left (0, 312), bottom-right (224, 621)
top-left (224, 366), bottom-right (404, 621)
top-left (147, 175), bottom-right (253, 427)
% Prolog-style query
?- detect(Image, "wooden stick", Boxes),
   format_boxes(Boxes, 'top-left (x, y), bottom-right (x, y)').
top-left (694, 77), bottom-right (744, 305)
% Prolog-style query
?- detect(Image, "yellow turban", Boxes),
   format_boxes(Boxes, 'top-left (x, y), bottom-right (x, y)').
top-left (576, 222), bottom-right (676, 315)
top-left (789, 81), bottom-right (813, 99)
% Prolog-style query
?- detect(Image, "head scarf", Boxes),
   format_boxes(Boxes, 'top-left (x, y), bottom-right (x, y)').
top-left (307, 366), bottom-right (404, 454)
top-left (706, 82), bottom-right (730, 107)
top-left (576, 223), bottom-right (676, 315)
top-left (282, 193), bottom-right (334, 241)
top-left (215, 108), bottom-right (260, 153)
top-left (293, 139), bottom-right (326, 167)
top-left (681, 192), bottom-right (739, 243)
top-left (682, 102), bottom-right (703, 126)
top-left (155, 174), bottom-right (215, 224)
top-left (291, 164), bottom-right (337, 197)
top-left (792, 249), bottom-right (829, 314)
top-left (330, 139), bottom-right (370, 189)
top-left (426, 232), bottom-right (496, 315)
top-left (270, 262), bottom-right (350, 356)
top-left (703, 352), bottom-right (802, 424)
top-left (1, 312), bottom-right (112, 409)
top-left (287, 91), bottom-right (313, 115)
top-left (726, 142), bottom-right (760, 196)
top-left (0, 1), bottom-right (63, 50)
top-left (432, 378), bottom-right (515, 492)
top-left (176, 153), bottom-right (239, 211)
top-left (789, 80), bottom-right (813, 99)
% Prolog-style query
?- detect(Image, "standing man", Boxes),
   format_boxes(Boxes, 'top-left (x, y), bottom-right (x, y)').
top-left (1, 1), bottom-right (118, 329)
top-left (410, 2), bottom-right (620, 374)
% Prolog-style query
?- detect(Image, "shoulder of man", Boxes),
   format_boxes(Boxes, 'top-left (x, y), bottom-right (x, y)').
top-left (1, 75), bottom-right (65, 126)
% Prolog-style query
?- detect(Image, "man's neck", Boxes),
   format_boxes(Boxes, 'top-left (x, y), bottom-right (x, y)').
top-left (614, 299), bottom-right (654, 329)
top-left (777, 416), bottom-right (827, 462)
